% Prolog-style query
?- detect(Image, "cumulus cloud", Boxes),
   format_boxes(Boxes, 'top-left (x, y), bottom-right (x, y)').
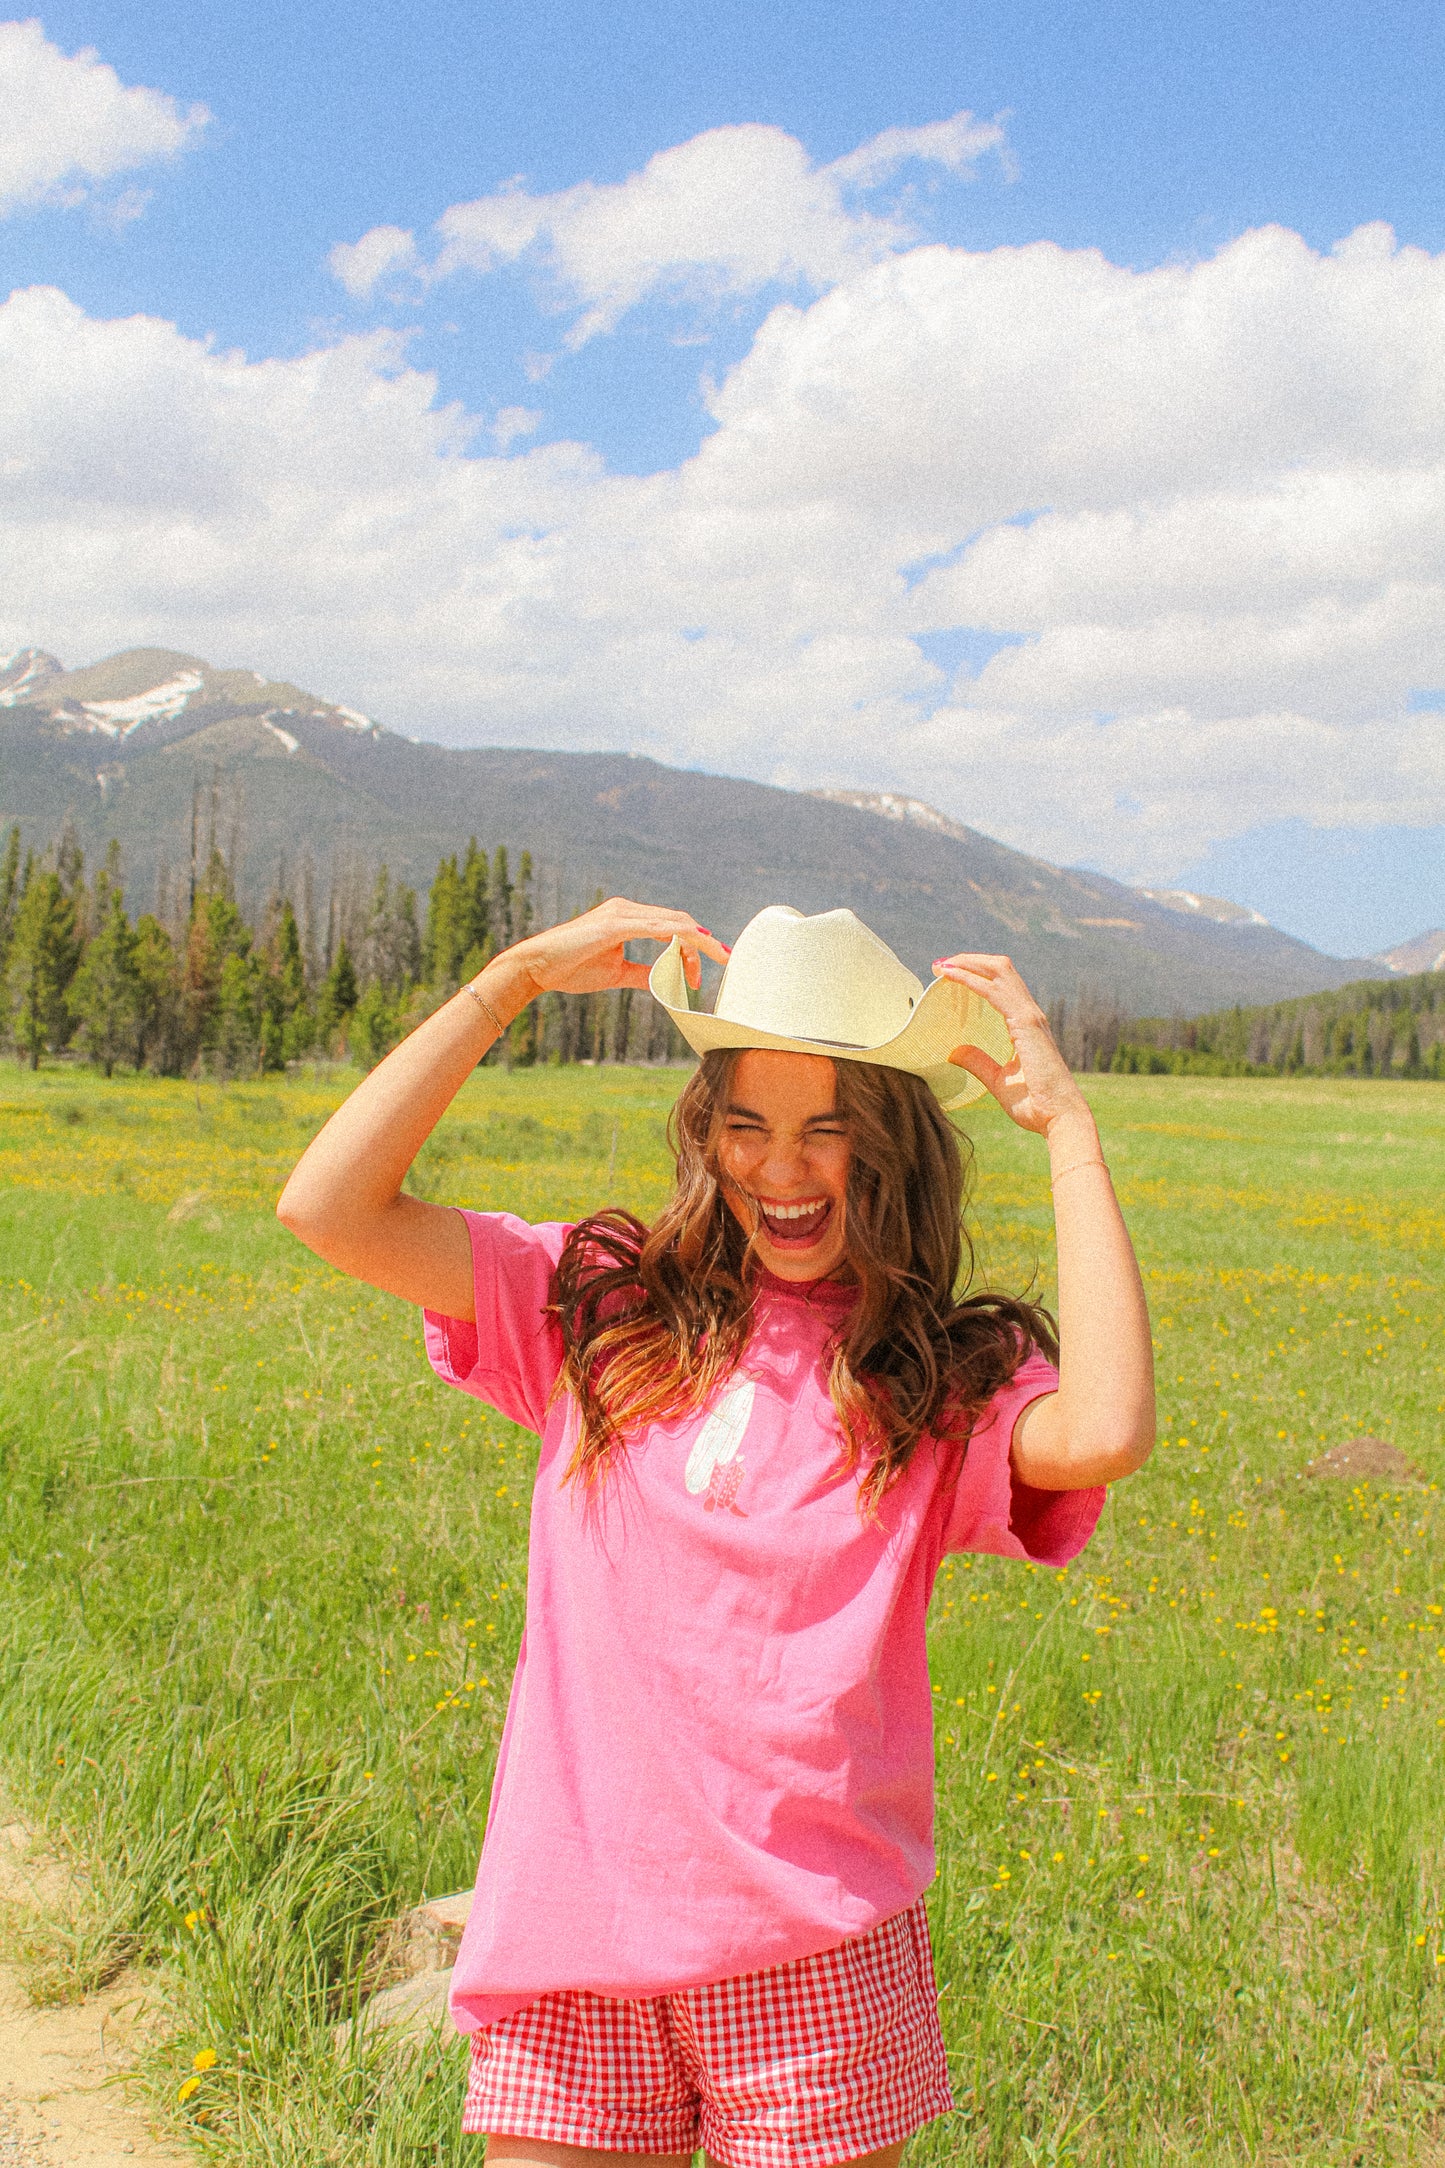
top-left (328, 222), bottom-right (418, 300)
top-left (5, 213), bottom-right (1445, 882)
top-left (0, 17), bottom-right (208, 219)
top-left (329, 111), bottom-right (1008, 344)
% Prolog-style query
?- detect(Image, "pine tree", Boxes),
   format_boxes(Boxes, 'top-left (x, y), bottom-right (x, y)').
top-left (55, 818), bottom-right (87, 938)
top-left (132, 915), bottom-right (183, 1073)
top-left (260, 899), bottom-right (310, 1069)
top-left (8, 862), bottom-right (82, 1069)
top-left (423, 854), bottom-right (464, 987)
top-left (71, 888), bottom-right (141, 1077)
top-left (316, 939), bottom-right (358, 1047)
top-left (487, 846), bottom-right (513, 960)
top-left (0, 826), bottom-right (22, 980)
top-left (184, 848), bottom-right (250, 1060)
top-left (457, 839), bottom-right (490, 979)
top-left (508, 852), bottom-right (537, 1064)
top-left (216, 951), bottom-right (265, 1077)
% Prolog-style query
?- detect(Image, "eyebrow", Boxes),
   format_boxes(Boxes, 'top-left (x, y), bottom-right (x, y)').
top-left (723, 1103), bottom-right (844, 1124)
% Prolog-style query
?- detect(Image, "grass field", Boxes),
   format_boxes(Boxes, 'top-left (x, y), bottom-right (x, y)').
top-left (0, 1062), bottom-right (1442, 2166)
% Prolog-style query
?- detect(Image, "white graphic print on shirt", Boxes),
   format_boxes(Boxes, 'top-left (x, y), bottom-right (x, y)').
top-left (683, 1376), bottom-right (754, 1514)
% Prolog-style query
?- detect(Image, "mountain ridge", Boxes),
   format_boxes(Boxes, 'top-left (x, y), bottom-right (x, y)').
top-left (0, 645), bottom-right (1383, 1014)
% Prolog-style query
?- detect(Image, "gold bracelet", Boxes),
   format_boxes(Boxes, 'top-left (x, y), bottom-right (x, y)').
top-left (462, 983), bottom-right (507, 1037)
top-left (1050, 1156), bottom-right (1109, 1186)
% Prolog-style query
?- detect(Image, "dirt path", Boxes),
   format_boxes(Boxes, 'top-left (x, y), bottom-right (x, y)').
top-left (0, 1817), bottom-right (191, 2168)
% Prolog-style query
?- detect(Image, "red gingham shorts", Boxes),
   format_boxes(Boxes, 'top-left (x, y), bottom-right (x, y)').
top-left (461, 1898), bottom-right (954, 2166)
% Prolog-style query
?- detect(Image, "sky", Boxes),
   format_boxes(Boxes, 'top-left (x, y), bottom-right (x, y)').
top-left (2, 0), bottom-right (1444, 957)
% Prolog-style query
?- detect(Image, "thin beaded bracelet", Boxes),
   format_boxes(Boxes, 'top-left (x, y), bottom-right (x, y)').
top-left (462, 983), bottom-right (507, 1037)
top-left (1050, 1156), bottom-right (1109, 1187)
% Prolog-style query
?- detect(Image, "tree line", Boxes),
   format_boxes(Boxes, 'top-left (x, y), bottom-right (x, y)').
top-left (0, 824), bottom-right (688, 1077)
top-left (1111, 970), bottom-right (1445, 1079)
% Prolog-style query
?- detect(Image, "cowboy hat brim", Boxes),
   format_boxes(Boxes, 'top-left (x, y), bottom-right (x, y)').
top-left (648, 940), bottom-right (1014, 1110)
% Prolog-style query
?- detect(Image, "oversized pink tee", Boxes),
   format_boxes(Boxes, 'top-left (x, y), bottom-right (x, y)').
top-left (424, 1211), bottom-right (1104, 2032)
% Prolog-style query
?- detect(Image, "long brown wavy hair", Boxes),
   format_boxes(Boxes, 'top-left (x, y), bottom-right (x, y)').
top-left (551, 1049), bottom-right (1057, 1507)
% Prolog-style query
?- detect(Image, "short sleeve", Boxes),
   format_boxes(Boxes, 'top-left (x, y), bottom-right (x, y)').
top-left (941, 1347), bottom-right (1105, 1567)
top-left (422, 1211), bottom-right (570, 1435)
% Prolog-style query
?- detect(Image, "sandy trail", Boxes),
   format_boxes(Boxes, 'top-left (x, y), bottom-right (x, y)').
top-left (0, 1817), bottom-right (191, 2168)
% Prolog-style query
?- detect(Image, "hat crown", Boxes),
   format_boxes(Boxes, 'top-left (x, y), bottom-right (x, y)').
top-left (714, 906), bottom-right (924, 1049)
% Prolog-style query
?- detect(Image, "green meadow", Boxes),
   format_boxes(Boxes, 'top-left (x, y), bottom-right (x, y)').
top-left (0, 1064), bottom-right (1442, 2166)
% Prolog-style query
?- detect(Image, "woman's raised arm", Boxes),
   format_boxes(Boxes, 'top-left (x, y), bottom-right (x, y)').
top-left (276, 900), bottom-right (728, 1320)
top-left (936, 952), bottom-right (1156, 1492)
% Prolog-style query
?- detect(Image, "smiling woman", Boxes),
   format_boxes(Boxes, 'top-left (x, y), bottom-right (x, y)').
top-left (276, 890), bottom-right (1154, 2168)
top-left (720, 1050), bottom-right (852, 1272)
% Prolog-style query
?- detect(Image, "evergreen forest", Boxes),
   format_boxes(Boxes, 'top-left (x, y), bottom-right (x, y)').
top-left (0, 823), bottom-right (687, 1077)
top-left (1111, 973), bottom-right (1445, 1078)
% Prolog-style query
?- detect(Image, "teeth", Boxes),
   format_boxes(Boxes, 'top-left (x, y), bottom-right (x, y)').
top-left (761, 1199), bottom-right (827, 1221)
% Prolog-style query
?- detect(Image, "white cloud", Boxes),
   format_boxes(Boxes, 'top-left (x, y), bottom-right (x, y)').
top-left (328, 222), bottom-right (418, 300)
top-left (330, 111), bottom-right (1008, 345)
top-left (0, 18), bottom-right (208, 219)
top-left (493, 405), bottom-right (541, 450)
top-left (5, 212), bottom-right (1445, 885)
top-left (823, 111), bottom-right (1015, 190)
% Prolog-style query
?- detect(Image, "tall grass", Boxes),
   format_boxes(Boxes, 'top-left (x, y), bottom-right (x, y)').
top-left (0, 1066), bottom-right (1442, 2163)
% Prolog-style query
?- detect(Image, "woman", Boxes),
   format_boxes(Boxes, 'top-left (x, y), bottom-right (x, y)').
top-left (278, 896), bottom-right (1153, 2168)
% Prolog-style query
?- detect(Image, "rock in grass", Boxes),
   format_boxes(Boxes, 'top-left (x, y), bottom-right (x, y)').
top-left (335, 1890), bottom-right (472, 2053)
top-left (342, 1965), bottom-right (454, 2046)
top-left (1304, 1436), bottom-right (1424, 1483)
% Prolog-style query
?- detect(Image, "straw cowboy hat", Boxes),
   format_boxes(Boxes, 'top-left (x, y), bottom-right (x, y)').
top-left (649, 905), bottom-right (1013, 1111)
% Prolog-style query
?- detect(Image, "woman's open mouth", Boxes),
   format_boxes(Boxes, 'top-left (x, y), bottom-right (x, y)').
top-left (756, 1196), bottom-right (834, 1250)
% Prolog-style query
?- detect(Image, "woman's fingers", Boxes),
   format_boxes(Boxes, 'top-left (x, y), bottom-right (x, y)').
top-left (947, 1044), bottom-right (1006, 1091)
top-left (612, 902), bottom-right (730, 967)
top-left (934, 954), bottom-right (1045, 1030)
top-left (519, 898), bottom-right (730, 994)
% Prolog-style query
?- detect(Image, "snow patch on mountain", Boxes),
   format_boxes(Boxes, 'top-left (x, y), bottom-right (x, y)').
top-left (0, 649), bottom-right (63, 706)
top-left (1376, 927), bottom-right (1445, 975)
top-left (80, 670), bottom-right (204, 734)
top-left (1135, 887), bottom-right (1270, 928)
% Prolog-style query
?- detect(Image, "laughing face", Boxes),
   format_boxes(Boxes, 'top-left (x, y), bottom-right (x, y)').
top-left (717, 1050), bottom-right (852, 1282)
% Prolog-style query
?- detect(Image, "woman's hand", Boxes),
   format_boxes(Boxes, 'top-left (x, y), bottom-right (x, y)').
top-left (933, 952), bottom-right (1090, 1138)
top-left (501, 898), bottom-right (730, 1003)
top-left (933, 950), bottom-right (1155, 1490)
top-left (276, 896), bottom-right (730, 1322)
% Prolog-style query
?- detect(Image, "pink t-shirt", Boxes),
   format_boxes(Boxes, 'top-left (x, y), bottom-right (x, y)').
top-left (424, 1210), bottom-right (1104, 2032)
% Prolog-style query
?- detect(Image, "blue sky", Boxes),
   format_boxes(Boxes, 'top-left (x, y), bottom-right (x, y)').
top-left (3, 0), bottom-right (1444, 954)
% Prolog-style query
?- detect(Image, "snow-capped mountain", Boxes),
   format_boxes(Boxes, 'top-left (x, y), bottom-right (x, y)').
top-left (0, 649), bottom-right (63, 707)
top-left (1132, 886), bottom-right (1271, 929)
top-left (1376, 928), bottom-right (1445, 975)
top-left (0, 645), bottom-right (380, 748)
top-left (0, 644), bottom-right (1385, 1011)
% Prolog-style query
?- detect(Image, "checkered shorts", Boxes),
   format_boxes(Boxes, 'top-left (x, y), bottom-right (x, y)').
top-left (461, 1899), bottom-right (954, 2166)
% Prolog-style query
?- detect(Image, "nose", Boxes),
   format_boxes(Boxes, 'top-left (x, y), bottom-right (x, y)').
top-left (757, 1132), bottom-right (811, 1191)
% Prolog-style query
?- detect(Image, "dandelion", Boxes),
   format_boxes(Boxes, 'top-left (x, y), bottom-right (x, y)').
top-left (192, 2048), bottom-right (217, 2072)
top-left (178, 2076), bottom-right (201, 2103)
top-left (183, 1910), bottom-right (201, 1932)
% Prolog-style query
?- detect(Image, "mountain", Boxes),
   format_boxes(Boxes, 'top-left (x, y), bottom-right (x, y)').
top-left (0, 645), bottom-right (1382, 1014)
top-left (1377, 927), bottom-right (1445, 976)
top-left (1131, 886), bottom-right (1270, 929)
